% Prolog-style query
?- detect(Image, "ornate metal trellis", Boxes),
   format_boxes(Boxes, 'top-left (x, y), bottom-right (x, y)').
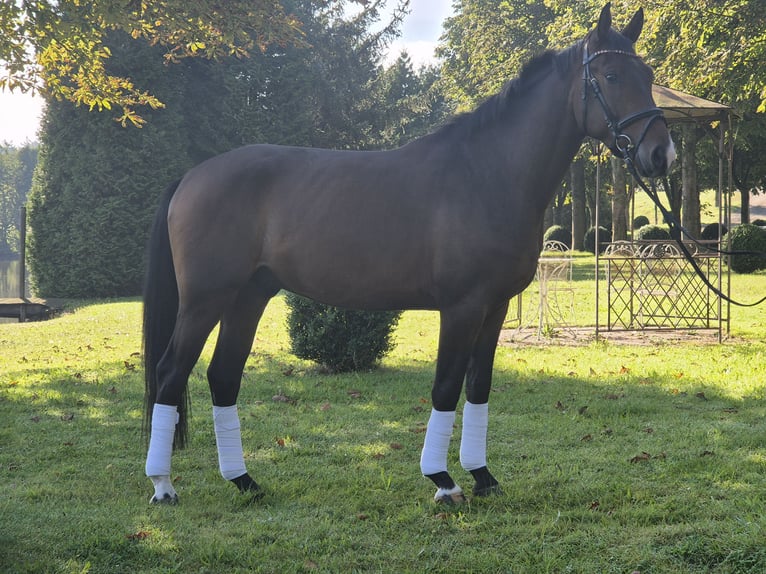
top-left (602, 240), bottom-right (726, 338)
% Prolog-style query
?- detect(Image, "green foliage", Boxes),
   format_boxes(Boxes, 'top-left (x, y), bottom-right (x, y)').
top-left (543, 224), bottom-right (571, 249)
top-left (701, 222), bottom-right (728, 241)
top-left (27, 36), bottom-right (197, 297)
top-left (0, 145), bottom-right (37, 259)
top-left (285, 293), bottom-right (401, 372)
top-left (632, 215), bottom-right (650, 230)
top-left (724, 223), bottom-right (766, 274)
top-left (635, 224), bottom-right (672, 241)
top-left (438, 0), bottom-right (554, 109)
top-left (583, 225), bottom-right (611, 254)
top-left (0, 0), bottom-right (302, 126)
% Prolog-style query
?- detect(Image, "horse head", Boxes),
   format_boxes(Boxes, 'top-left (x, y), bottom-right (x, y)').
top-left (576, 3), bottom-right (675, 178)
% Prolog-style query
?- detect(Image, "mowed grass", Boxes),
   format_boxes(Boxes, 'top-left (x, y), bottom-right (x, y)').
top-left (1, 267), bottom-right (766, 573)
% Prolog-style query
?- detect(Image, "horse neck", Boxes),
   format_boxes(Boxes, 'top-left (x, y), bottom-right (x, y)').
top-left (465, 66), bottom-right (584, 215)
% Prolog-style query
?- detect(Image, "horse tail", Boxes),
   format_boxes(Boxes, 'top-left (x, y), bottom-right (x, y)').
top-left (142, 179), bottom-right (190, 449)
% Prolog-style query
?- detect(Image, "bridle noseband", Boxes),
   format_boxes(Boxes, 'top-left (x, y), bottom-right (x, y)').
top-left (581, 41), bottom-right (666, 164)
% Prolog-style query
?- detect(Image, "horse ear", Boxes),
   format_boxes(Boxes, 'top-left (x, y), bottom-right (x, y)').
top-left (595, 3), bottom-right (612, 43)
top-left (622, 8), bottom-right (644, 44)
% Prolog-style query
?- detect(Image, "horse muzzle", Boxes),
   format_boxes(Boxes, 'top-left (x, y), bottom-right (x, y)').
top-left (634, 136), bottom-right (676, 179)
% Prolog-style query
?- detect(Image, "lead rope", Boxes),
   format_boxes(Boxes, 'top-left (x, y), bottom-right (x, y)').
top-left (622, 155), bottom-right (766, 307)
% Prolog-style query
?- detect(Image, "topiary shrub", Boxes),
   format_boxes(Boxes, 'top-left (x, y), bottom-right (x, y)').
top-left (632, 215), bottom-right (650, 230)
top-left (751, 219), bottom-right (766, 227)
top-left (723, 224), bottom-right (766, 273)
top-left (543, 225), bottom-right (571, 249)
top-left (583, 226), bottom-right (611, 254)
top-left (700, 222), bottom-right (728, 241)
top-left (634, 224), bottom-right (671, 241)
top-left (285, 293), bottom-right (401, 373)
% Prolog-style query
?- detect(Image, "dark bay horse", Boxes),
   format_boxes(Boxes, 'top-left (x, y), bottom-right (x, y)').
top-left (143, 3), bottom-right (675, 504)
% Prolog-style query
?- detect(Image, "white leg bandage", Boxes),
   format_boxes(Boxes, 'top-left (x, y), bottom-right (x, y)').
top-left (145, 403), bottom-right (178, 477)
top-left (420, 409), bottom-right (456, 476)
top-left (460, 401), bottom-right (488, 471)
top-left (213, 405), bottom-right (247, 480)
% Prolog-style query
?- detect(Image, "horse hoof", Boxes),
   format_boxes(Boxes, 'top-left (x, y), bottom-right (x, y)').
top-left (231, 473), bottom-right (265, 500)
top-left (150, 492), bottom-right (179, 505)
top-left (434, 486), bottom-right (466, 505)
top-left (148, 475), bottom-right (178, 505)
top-left (472, 483), bottom-right (504, 497)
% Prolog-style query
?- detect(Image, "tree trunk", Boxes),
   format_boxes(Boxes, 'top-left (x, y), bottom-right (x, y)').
top-left (681, 124), bottom-right (701, 238)
top-left (571, 156), bottom-right (586, 250)
top-left (611, 156), bottom-right (628, 241)
top-left (740, 189), bottom-right (750, 224)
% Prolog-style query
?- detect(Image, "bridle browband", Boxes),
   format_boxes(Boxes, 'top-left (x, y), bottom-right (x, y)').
top-left (581, 40), bottom-right (666, 163)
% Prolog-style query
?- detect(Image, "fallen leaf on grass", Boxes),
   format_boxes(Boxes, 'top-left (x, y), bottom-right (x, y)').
top-left (389, 443), bottom-right (403, 450)
top-left (589, 500), bottom-right (600, 510)
top-left (555, 401), bottom-right (566, 411)
top-left (347, 390), bottom-right (362, 399)
top-left (578, 405), bottom-right (589, 415)
top-left (124, 361), bottom-right (136, 371)
top-left (61, 413), bottom-right (74, 421)
top-left (580, 434), bottom-right (593, 442)
top-left (272, 391), bottom-right (296, 405)
top-left (722, 407), bottom-right (738, 413)
top-left (126, 531), bottom-right (151, 541)
top-left (700, 450), bottom-right (715, 457)
top-left (695, 392), bottom-right (708, 400)
top-left (320, 402), bottom-right (331, 411)
top-left (619, 365), bottom-right (630, 374)
top-left (630, 452), bottom-right (652, 463)
top-left (30, 415), bottom-right (40, 423)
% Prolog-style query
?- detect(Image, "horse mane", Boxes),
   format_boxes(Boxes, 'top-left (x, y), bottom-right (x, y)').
top-left (429, 44), bottom-right (580, 141)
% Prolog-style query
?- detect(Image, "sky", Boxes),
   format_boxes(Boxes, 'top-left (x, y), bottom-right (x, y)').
top-left (0, 0), bottom-right (453, 146)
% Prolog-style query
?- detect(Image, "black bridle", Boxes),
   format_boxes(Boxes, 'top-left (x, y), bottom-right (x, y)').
top-left (581, 41), bottom-right (666, 164)
top-left (582, 40), bottom-right (766, 308)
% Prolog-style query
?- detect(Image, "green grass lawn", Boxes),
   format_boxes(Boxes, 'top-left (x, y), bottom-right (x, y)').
top-left (1, 268), bottom-right (765, 573)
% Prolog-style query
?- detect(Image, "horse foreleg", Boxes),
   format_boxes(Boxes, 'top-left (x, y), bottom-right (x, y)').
top-left (461, 301), bottom-right (508, 497)
top-left (421, 305), bottom-right (490, 503)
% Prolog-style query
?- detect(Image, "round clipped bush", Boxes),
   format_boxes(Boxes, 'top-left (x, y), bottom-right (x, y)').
top-left (752, 219), bottom-right (766, 227)
top-left (700, 222), bottom-right (728, 241)
top-left (723, 224), bottom-right (766, 274)
top-left (543, 225), bottom-right (571, 249)
top-left (632, 215), bottom-right (650, 230)
top-left (285, 293), bottom-right (401, 373)
top-left (583, 226), bottom-right (611, 254)
top-left (634, 224), bottom-right (671, 241)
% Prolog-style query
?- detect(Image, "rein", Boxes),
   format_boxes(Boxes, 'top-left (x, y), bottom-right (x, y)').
top-left (582, 41), bottom-right (766, 308)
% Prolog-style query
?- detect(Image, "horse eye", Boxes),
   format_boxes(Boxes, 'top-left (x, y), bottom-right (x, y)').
top-left (605, 73), bottom-right (619, 84)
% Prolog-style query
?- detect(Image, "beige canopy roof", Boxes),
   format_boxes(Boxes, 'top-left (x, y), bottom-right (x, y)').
top-left (652, 85), bottom-right (732, 123)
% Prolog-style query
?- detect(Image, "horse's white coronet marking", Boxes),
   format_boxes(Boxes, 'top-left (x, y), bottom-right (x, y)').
top-left (434, 485), bottom-right (466, 504)
top-left (149, 475), bottom-right (178, 504)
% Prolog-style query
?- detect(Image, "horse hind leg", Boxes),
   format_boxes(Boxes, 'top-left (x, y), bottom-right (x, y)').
top-left (207, 277), bottom-right (277, 498)
top-left (147, 295), bottom-right (230, 504)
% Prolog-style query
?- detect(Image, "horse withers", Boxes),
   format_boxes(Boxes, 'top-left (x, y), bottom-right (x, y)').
top-left (143, 3), bottom-right (674, 504)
